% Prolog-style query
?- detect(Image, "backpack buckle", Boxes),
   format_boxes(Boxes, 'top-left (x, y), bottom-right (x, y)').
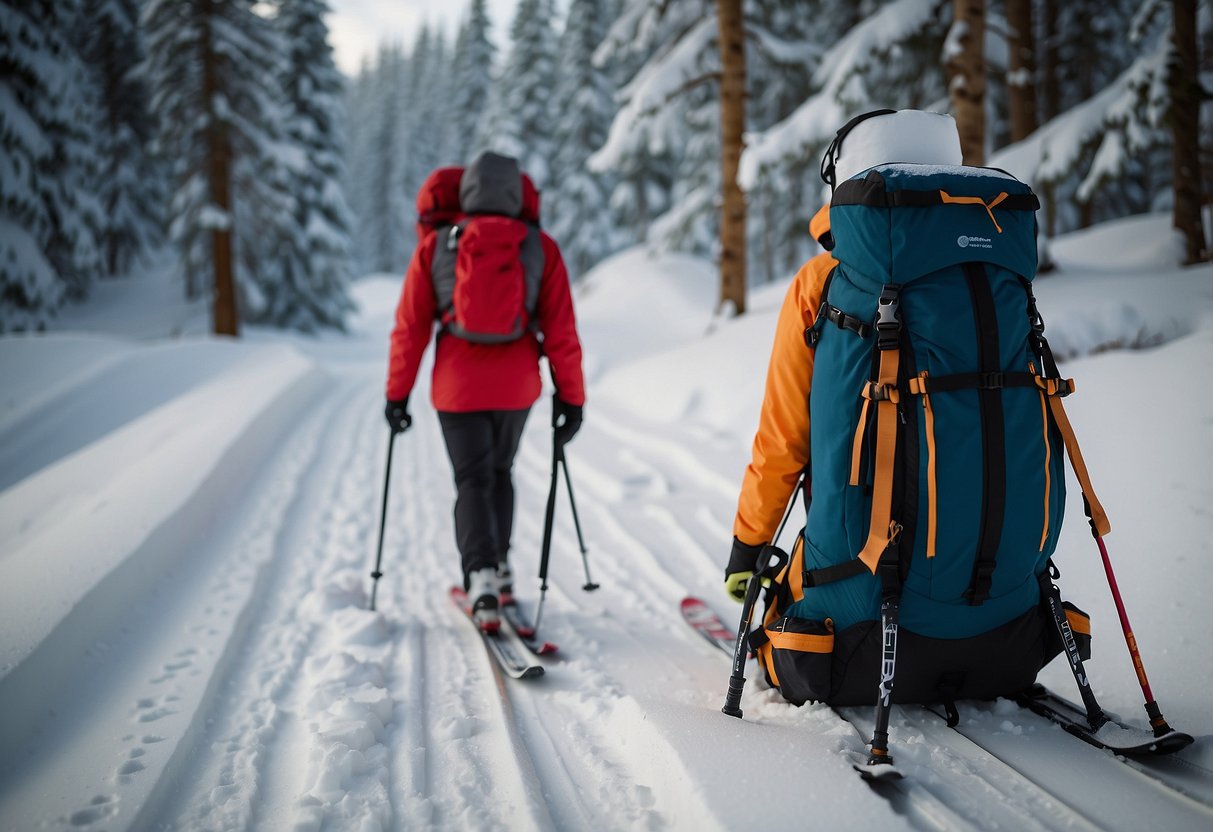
top-left (874, 285), bottom-right (902, 350)
top-left (980, 372), bottom-right (1005, 389)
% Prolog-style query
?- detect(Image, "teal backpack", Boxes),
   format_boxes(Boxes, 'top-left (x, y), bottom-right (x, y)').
top-left (751, 152), bottom-right (1107, 711)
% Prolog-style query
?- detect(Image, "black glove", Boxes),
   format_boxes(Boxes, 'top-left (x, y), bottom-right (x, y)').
top-left (552, 395), bottom-right (583, 448)
top-left (385, 397), bottom-right (412, 434)
top-left (724, 537), bottom-right (766, 602)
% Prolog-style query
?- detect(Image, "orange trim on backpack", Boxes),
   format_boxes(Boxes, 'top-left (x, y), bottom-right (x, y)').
top-left (919, 372), bottom-right (938, 558)
top-left (1037, 383), bottom-right (1052, 551)
top-left (849, 397), bottom-right (871, 486)
top-left (766, 629), bottom-right (834, 653)
top-left (1047, 395), bottom-right (1112, 537)
top-left (858, 348), bottom-right (903, 573)
top-left (1065, 608), bottom-right (1091, 636)
top-left (788, 535), bottom-right (805, 603)
top-left (939, 190), bottom-right (1010, 234)
top-left (758, 642), bottom-right (779, 686)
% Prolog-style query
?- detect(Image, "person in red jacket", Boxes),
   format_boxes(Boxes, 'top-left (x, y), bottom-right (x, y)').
top-left (385, 152), bottom-right (586, 629)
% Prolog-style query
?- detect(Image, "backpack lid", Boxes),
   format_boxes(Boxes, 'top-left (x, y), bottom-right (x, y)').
top-left (823, 110), bottom-right (963, 188)
top-left (416, 166), bottom-right (464, 239)
top-left (461, 151), bottom-right (522, 217)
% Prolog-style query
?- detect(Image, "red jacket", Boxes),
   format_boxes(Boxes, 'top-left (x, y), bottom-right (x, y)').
top-left (386, 229), bottom-right (586, 412)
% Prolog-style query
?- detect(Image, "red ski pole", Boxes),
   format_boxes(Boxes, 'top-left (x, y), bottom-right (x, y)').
top-left (1093, 533), bottom-right (1175, 737)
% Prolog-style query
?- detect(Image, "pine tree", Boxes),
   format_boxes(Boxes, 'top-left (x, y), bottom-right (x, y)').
top-left (546, 0), bottom-right (618, 279)
top-left (269, 0), bottom-right (355, 330)
top-left (142, 0), bottom-right (291, 335)
top-left (450, 0), bottom-right (495, 164)
top-left (1168, 0), bottom-right (1208, 263)
top-left (591, 0), bottom-right (719, 251)
top-left (75, 0), bottom-right (163, 277)
top-left (947, 0), bottom-right (987, 164)
top-left (477, 0), bottom-right (559, 186)
top-left (0, 0), bottom-right (104, 332)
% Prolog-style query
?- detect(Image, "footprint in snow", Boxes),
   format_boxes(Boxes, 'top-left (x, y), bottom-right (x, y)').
top-left (67, 794), bottom-right (116, 827)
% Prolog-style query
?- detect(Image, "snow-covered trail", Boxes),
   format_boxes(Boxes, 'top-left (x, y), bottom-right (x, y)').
top-left (2, 259), bottom-right (1212, 831)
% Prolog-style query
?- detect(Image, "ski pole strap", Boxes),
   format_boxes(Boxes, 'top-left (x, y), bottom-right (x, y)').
top-left (1046, 392), bottom-right (1111, 537)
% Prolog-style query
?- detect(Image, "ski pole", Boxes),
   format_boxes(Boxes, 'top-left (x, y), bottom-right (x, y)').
top-left (1040, 571), bottom-right (1107, 731)
top-left (533, 439), bottom-right (561, 633)
top-left (368, 429), bottom-right (397, 612)
top-left (722, 473), bottom-right (803, 719)
top-left (559, 454), bottom-right (598, 591)
top-left (1093, 534), bottom-right (1177, 737)
top-left (866, 592), bottom-right (901, 766)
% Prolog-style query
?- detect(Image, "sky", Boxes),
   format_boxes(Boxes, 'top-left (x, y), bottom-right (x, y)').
top-left (326, 0), bottom-right (522, 76)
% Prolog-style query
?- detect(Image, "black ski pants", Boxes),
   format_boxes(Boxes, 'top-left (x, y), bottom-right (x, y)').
top-left (437, 408), bottom-right (530, 584)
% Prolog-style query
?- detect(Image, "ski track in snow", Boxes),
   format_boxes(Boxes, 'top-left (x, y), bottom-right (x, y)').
top-left (3, 301), bottom-right (1213, 828)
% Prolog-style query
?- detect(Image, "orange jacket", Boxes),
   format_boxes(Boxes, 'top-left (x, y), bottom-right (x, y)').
top-left (732, 246), bottom-right (836, 546)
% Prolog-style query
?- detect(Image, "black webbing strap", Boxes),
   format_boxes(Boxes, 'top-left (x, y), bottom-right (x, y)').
top-left (963, 263), bottom-right (1006, 605)
top-left (804, 559), bottom-right (869, 588)
top-left (824, 305), bottom-right (872, 339)
top-left (805, 268), bottom-right (837, 348)
top-left (832, 176), bottom-right (1041, 211)
top-left (909, 370), bottom-right (1038, 395)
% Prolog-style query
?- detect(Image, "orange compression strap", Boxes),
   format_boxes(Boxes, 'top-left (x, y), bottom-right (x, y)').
top-left (850, 397), bottom-right (871, 486)
top-left (939, 190), bottom-right (1010, 234)
top-left (917, 372), bottom-right (939, 557)
top-left (1037, 385), bottom-right (1052, 551)
top-left (766, 629), bottom-right (833, 653)
top-left (858, 346), bottom-right (902, 573)
top-left (1046, 393), bottom-right (1111, 537)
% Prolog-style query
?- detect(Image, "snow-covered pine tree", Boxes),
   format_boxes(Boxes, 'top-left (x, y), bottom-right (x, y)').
top-left (590, 0), bottom-right (718, 253)
top-left (343, 55), bottom-right (382, 274)
top-left (990, 0), bottom-right (1209, 243)
top-left (143, 0), bottom-right (299, 334)
top-left (546, 0), bottom-right (619, 279)
top-left (449, 0), bottom-right (496, 164)
top-left (268, 0), bottom-right (355, 331)
top-left (739, 0), bottom-right (947, 277)
top-left (741, 0), bottom-right (821, 283)
top-left (0, 0), bottom-right (104, 332)
top-left (399, 24), bottom-right (456, 248)
top-left (476, 0), bottom-right (558, 186)
top-left (75, 0), bottom-right (163, 278)
top-left (360, 45), bottom-right (410, 273)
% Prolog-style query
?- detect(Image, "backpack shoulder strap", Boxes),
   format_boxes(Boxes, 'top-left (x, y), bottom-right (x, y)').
top-left (520, 223), bottom-right (545, 317)
top-left (430, 221), bottom-right (465, 318)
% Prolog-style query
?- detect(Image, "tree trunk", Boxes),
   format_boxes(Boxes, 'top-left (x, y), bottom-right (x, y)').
top-left (1038, 0), bottom-right (1059, 122)
top-left (947, 0), bottom-right (986, 165)
top-left (717, 0), bottom-right (746, 315)
top-left (1006, 0), bottom-right (1038, 142)
top-left (202, 0), bottom-right (239, 337)
top-left (1170, 0), bottom-right (1208, 264)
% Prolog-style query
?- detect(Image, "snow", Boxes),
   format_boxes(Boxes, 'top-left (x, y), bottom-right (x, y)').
top-left (1, 213), bottom-right (1211, 830)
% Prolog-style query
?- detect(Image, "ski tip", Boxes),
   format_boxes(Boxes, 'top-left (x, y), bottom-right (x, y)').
top-left (519, 665), bottom-right (546, 679)
top-left (1149, 731), bottom-right (1195, 755)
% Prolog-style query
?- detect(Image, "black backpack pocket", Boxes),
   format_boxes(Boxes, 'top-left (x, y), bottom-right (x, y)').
top-left (753, 615), bottom-right (835, 706)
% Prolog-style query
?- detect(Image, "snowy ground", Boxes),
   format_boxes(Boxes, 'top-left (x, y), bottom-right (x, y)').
top-left (1, 213), bottom-right (1211, 831)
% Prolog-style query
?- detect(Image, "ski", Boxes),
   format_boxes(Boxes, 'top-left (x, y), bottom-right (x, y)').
top-left (680, 596), bottom-right (737, 656)
top-left (1016, 684), bottom-right (1194, 755)
top-left (500, 595), bottom-right (558, 656)
top-left (450, 587), bottom-right (545, 680)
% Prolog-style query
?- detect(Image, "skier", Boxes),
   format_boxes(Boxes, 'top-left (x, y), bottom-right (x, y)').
top-left (724, 201), bottom-right (835, 602)
top-left (385, 151), bottom-right (586, 631)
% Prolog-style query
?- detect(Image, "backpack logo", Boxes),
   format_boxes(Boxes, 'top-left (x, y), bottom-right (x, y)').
top-left (958, 234), bottom-right (993, 250)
